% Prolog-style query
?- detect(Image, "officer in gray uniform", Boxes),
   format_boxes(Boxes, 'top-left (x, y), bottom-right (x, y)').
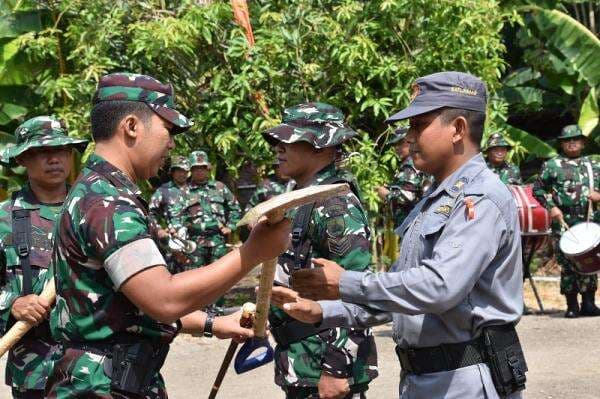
top-left (273, 72), bottom-right (527, 399)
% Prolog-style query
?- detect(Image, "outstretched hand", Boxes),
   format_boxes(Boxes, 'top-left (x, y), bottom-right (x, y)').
top-left (290, 258), bottom-right (343, 300)
top-left (271, 286), bottom-right (323, 324)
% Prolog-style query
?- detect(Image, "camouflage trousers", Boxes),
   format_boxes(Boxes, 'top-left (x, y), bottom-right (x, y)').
top-left (6, 333), bottom-right (57, 394)
top-left (555, 238), bottom-right (598, 295)
top-left (184, 234), bottom-right (228, 271)
top-left (45, 348), bottom-right (168, 399)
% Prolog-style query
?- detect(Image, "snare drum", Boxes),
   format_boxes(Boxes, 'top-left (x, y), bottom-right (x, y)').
top-left (559, 222), bottom-right (600, 274)
top-left (509, 185), bottom-right (551, 236)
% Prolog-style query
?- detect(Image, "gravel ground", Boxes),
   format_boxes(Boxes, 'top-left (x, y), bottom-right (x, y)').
top-left (1, 283), bottom-right (598, 398)
top-left (1, 312), bottom-right (599, 398)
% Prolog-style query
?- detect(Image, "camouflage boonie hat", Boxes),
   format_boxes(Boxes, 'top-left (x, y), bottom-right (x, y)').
top-left (93, 72), bottom-right (193, 134)
top-left (189, 150), bottom-right (210, 167)
top-left (485, 133), bottom-right (511, 150)
top-left (170, 155), bottom-right (190, 171)
top-left (1, 116), bottom-right (88, 167)
top-left (558, 125), bottom-right (584, 140)
top-left (387, 127), bottom-right (408, 145)
top-left (262, 102), bottom-right (358, 149)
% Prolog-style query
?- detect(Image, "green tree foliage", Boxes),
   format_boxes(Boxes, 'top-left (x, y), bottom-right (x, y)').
top-left (0, 0), bottom-right (509, 212)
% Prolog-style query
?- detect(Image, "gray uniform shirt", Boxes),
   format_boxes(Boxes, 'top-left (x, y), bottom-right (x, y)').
top-left (319, 154), bottom-right (523, 398)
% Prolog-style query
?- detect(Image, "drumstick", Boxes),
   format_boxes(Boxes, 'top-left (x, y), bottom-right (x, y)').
top-left (0, 278), bottom-right (56, 357)
top-left (559, 219), bottom-right (580, 244)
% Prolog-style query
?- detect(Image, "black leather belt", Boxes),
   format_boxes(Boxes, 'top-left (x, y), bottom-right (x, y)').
top-left (271, 320), bottom-right (329, 347)
top-left (395, 337), bottom-right (486, 375)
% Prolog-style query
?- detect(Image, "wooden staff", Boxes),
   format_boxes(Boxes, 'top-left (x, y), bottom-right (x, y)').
top-left (237, 183), bottom-right (350, 338)
top-left (0, 278), bottom-right (56, 357)
top-left (208, 302), bottom-right (255, 399)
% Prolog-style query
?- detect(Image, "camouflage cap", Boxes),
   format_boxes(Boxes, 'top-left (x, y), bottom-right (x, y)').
top-left (558, 124), bottom-right (584, 140)
top-left (189, 150), bottom-right (210, 167)
top-left (484, 133), bottom-right (511, 150)
top-left (0, 116), bottom-right (88, 167)
top-left (92, 72), bottom-right (193, 134)
top-left (170, 155), bottom-right (190, 171)
top-left (262, 102), bottom-right (358, 149)
top-left (387, 127), bottom-right (408, 145)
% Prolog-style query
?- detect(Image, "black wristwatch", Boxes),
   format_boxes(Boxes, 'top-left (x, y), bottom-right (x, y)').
top-left (203, 313), bottom-right (215, 338)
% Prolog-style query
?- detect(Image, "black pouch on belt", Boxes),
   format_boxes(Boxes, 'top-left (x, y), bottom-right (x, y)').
top-left (109, 341), bottom-right (170, 395)
top-left (482, 324), bottom-right (528, 397)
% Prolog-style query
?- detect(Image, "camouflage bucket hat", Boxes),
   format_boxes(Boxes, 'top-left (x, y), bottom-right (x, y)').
top-left (92, 72), bottom-right (193, 134)
top-left (485, 133), bottom-right (511, 150)
top-left (1, 116), bottom-right (88, 167)
top-left (189, 150), bottom-right (210, 167)
top-left (262, 102), bottom-right (358, 149)
top-left (170, 155), bottom-right (190, 171)
top-left (558, 124), bottom-right (584, 140)
top-left (387, 127), bottom-right (408, 145)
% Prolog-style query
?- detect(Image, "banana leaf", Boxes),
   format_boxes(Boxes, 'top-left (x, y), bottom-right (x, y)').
top-left (504, 124), bottom-right (557, 159)
top-left (530, 7), bottom-right (600, 87)
top-left (579, 87), bottom-right (598, 137)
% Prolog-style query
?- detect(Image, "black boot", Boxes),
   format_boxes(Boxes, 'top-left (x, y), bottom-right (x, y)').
top-left (580, 292), bottom-right (600, 316)
top-left (564, 293), bottom-right (580, 318)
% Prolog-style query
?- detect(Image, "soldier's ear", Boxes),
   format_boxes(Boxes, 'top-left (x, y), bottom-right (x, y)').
top-left (121, 115), bottom-right (139, 140)
top-left (451, 116), bottom-right (467, 145)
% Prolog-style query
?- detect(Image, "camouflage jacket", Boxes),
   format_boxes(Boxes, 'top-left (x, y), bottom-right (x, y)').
top-left (486, 160), bottom-right (522, 185)
top-left (183, 180), bottom-right (241, 246)
top-left (387, 157), bottom-right (431, 227)
top-left (50, 153), bottom-right (179, 345)
top-left (149, 180), bottom-right (190, 230)
top-left (245, 176), bottom-right (286, 212)
top-left (0, 185), bottom-right (59, 390)
top-left (270, 163), bottom-right (377, 388)
top-left (533, 155), bottom-right (599, 232)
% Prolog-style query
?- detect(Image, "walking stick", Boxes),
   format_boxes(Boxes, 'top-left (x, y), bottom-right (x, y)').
top-left (208, 303), bottom-right (256, 399)
top-left (0, 278), bottom-right (56, 357)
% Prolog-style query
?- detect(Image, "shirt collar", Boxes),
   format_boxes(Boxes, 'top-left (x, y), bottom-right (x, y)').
top-left (428, 153), bottom-right (487, 198)
top-left (87, 153), bottom-right (142, 197)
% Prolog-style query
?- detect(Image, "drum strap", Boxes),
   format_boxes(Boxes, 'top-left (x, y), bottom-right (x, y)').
top-left (584, 162), bottom-right (594, 221)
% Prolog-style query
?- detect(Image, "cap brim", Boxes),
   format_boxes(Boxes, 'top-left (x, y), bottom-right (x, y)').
top-left (385, 104), bottom-right (445, 123)
top-left (150, 104), bottom-right (193, 134)
top-left (1, 137), bottom-right (89, 167)
top-left (262, 123), bottom-right (358, 149)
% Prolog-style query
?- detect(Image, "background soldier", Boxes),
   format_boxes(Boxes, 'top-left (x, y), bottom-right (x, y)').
top-left (150, 155), bottom-right (191, 273)
top-left (377, 127), bottom-right (430, 227)
top-left (45, 73), bottom-right (290, 398)
top-left (484, 133), bottom-right (522, 185)
top-left (245, 160), bottom-right (289, 213)
top-left (262, 102), bottom-right (378, 399)
top-left (533, 125), bottom-right (600, 318)
top-left (0, 116), bottom-right (87, 399)
top-left (184, 150), bottom-right (241, 271)
top-left (274, 73), bottom-right (528, 399)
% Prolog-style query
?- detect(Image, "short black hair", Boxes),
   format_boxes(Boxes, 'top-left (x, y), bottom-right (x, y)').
top-left (438, 107), bottom-right (486, 147)
top-left (90, 101), bottom-right (154, 142)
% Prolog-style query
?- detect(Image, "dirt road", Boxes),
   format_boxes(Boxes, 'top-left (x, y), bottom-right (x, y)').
top-left (2, 311), bottom-right (598, 398)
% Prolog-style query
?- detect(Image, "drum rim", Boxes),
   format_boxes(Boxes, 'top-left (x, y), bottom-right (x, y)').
top-left (559, 222), bottom-right (600, 256)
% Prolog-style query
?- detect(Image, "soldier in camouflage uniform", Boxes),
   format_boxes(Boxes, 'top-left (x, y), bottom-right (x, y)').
top-left (377, 127), bottom-right (431, 227)
top-left (534, 125), bottom-right (600, 318)
top-left (0, 116), bottom-right (87, 399)
top-left (45, 73), bottom-right (290, 398)
top-left (261, 102), bottom-right (377, 399)
top-left (149, 155), bottom-right (191, 273)
top-left (183, 151), bottom-right (241, 271)
top-left (484, 133), bottom-right (522, 185)
top-left (245, 160), bottom-right (289, 213)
